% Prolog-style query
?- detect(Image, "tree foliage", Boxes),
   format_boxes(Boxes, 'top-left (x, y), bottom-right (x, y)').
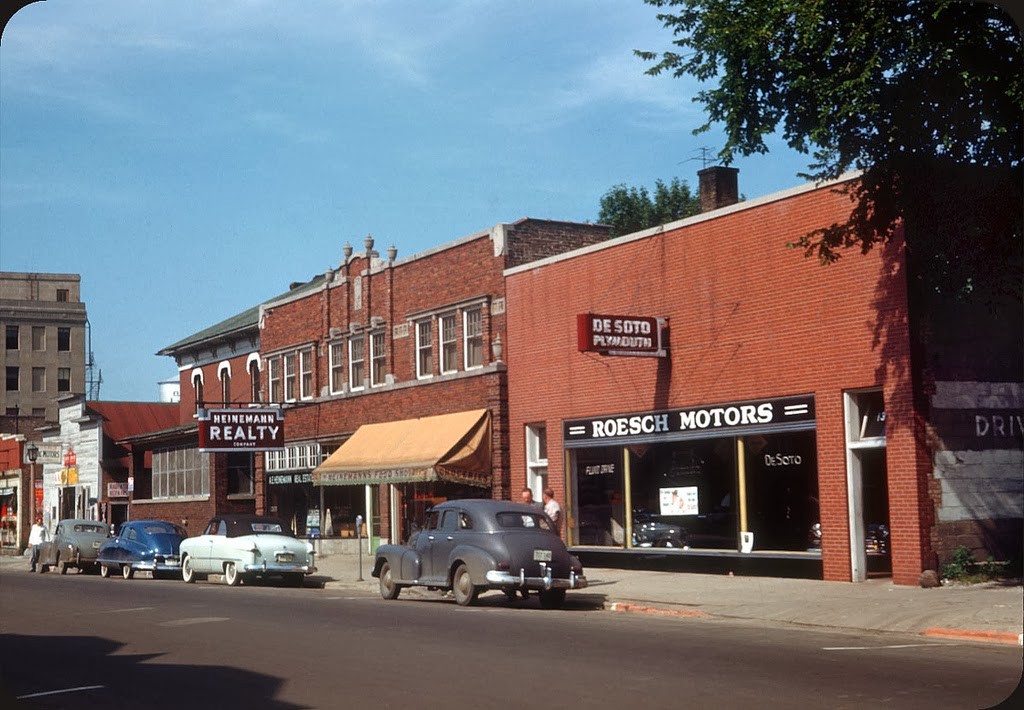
top-left (598, 177), bottom-right (701, 236)
top-left (636, 0), bottom-right (1023, 304)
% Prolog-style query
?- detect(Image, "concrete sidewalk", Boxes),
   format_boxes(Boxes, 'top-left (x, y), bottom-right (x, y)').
top-left (309, 550), bottom-right (1024, 646)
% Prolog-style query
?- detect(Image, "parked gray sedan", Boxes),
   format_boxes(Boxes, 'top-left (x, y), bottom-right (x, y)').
top-left (37, 519), bottom-right (111, 575)
top-left (372, 499), bottom-right (587, 608)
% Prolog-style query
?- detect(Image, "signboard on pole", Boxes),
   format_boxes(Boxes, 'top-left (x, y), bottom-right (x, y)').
top-left (23, 442), bottom-right (62, 465)
top-left (198, 408), bottom-right (286, 452)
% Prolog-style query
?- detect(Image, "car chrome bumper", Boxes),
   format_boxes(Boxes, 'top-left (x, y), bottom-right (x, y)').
top-left (243, 562), bottom-right (317, 575)
top-left (485, 568), bottom-right (588, 590)
top-left (135, 559), bottom-right (181, 572)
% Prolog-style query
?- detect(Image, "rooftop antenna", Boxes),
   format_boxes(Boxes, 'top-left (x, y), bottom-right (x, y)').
top-left (86, 318), bottom-right (102, 400)
top-left (677, 146), bottom-right (717, 169)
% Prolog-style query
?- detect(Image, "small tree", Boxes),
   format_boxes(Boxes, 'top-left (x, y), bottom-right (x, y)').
top-left (598, 177), bottom-right (701, 236)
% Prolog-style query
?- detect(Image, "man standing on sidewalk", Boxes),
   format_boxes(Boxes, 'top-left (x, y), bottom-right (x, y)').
top-left (543, 488), bottom-right (563, 537)
top-left (28, 514), bottom-right (47, 572)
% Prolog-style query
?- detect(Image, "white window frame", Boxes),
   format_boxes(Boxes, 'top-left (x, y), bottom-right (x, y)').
top-left (329, 342), bottom-right (345, 394)
top-left (268, 356), bottom-right (282, 403)
top-left (247, 354), bottom-right (262, 403)
top-left (416, 319), bottom-right (433, 379)
top-left (191, 369), bottom-right (204, 408)
top-left (440, 313), bottom-right (458, 374)
top-left (526, 423), bottom-right (548, 498)
top-left (299, 348), bottom-right (314, 400)
top-left (218, 362), bottom-right (231, 405)
top-left (463, 306), bottom-right (483, 370)
top-left (283, 352), bottom-right (297, 402)
top-left (349, 334), bottom-right (366, 392)
top-left (370, 331), bottom-right (386, 387)
top-left (844, 388), bottom-right (887, 583)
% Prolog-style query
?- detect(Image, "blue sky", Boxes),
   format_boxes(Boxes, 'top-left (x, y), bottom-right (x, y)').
top-left (1, 0), bottom-right (813, 402)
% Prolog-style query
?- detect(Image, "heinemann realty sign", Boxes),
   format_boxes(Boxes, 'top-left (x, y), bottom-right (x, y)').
top-left (198, 408), bottom-right (285, 452)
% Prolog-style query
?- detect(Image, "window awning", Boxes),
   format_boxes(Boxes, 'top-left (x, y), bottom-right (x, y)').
top-left (312, 409), bottom-right (491, 488)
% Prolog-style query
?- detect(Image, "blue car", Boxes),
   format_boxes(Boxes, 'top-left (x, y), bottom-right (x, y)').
top-left (97, 520), bottom-right (187, 580)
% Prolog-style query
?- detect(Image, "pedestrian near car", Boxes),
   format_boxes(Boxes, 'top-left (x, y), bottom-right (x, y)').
top-left (28, 515), bottom-right (47, 572)
top-left (521, 487), bottom-right (540, 507)
top-left (543, 488), bottom-right (563, 535)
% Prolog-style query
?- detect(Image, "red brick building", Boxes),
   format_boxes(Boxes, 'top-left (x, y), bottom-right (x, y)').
top-left (504, 167), bottom-right (1022, 585)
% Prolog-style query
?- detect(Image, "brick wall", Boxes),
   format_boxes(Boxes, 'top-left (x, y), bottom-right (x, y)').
top-left (505, 179), bottom-right (932, 584)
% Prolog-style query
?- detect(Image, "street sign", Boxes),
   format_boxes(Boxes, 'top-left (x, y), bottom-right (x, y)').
top-left (23, 442), bottom-right (62, 465)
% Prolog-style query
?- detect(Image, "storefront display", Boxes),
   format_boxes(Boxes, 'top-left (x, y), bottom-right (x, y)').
top-left (565, 395), bottom-right (819, 555)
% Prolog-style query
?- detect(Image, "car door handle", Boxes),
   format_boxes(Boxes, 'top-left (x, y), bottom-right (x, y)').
top-left (446, 536), bottom-right (454, 541)
top-left (427, 535), bottom-right (435, 541)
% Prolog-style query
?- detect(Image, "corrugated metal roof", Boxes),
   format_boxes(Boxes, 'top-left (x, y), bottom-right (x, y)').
top-left (85, 401), bottom-right (181, 442)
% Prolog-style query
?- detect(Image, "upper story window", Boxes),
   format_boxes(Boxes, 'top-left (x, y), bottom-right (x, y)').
top-left (464, 307), bottom-right (483, 369)
top-left (349, 334), bottom-right (365, 391)
top-left (370, 331), bottom-right (386, 387)
top-left (191, 369), bottom-right (203, 406)
top-left (268, 357), bottom-right (282, 403)
top-left (299, 348), bottom-right (314, 399)
top-left (6, 367), bottom-right (19, 391)
top-left (440, 313), bottom-right (458, 374)
top-left (329, 342), bottom-right (345, 394)
top-left (283, 352), bottom-right (297, 402)
top-left (416, 320), bottom-right (433, 379)
top-left (249, 359), bottom-right (262, 403)
top-left (32, 326), bottom-right (45, 351)
top-left (5, 326), bottom-right (18, 350)
top-left (57, 327), bottom-right (71, 352)
top-left (56, 289), bottom-right (69, 302)
top-left (219, 364), bottom-right (231, 405)
top-left (32, 367), bottom-right (45, 392)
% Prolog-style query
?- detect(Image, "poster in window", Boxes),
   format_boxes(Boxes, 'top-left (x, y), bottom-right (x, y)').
top-left (660, 486), bottom-right (698, 516)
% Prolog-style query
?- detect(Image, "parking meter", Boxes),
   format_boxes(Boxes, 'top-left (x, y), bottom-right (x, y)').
top-left (355, 515), bottom-right (364, 581)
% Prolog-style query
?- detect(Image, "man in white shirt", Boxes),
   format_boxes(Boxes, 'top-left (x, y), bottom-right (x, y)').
top-left (28, 515), bottom-right (47, 572)
top-left (542, 488), bottom-right (563, 536)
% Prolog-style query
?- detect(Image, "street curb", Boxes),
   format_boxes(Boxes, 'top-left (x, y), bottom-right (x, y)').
top-left (922, 628), bottom-right (1024, 646)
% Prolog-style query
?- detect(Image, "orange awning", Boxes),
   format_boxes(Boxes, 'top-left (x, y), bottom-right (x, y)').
top-left (312, 409), bottom-right (491, 488)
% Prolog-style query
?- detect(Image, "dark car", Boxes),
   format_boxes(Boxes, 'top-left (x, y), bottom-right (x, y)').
top-left (631, 508), bottom-right (688, 549)
top-left (808, 522), bottom-right (889, 555)
top-left (37, 519), bottom-right (111, 574)
top-left (372, 499), bottom-right (588, 609)
top-left (97, 520), bottom-right (187, 580)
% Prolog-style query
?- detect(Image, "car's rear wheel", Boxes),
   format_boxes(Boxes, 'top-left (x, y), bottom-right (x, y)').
top-left (538, 588), bottom-right (566, 610)
top-left (59, 556), bottom-right (70, 575)
top-left (224, 562), bottom-right (242, 586)
top-left (282, 573), bottom-right (304, 588)
top-left (503, 589), bottom-right (519, 602)
top-left (452, 563), bottom-right (478, 607)
top-left (100, 564), bottom-right (111, 578)
top-left (378, 561), bottom-right (401, 600)
top-left (182, 555), bottom-right (197, 583)
top-left (122, 564), bottom-right (134, 580)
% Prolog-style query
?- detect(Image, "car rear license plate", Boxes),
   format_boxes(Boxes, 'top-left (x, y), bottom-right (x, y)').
top-left (276, 553), bottom-right (294, 563)
top-left (533, 549), bottom-right (552, 562)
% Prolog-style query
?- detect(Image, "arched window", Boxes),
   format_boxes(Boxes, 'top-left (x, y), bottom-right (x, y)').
top-left (191, 369), bottom-right (204, 409)
top-left (248, 356), bottom-right (262, 403)
top-left (218, 362), bottom-right (231, 405)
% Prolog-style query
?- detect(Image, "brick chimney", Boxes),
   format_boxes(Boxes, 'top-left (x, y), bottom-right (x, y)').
top-left (698, 166), bottom-right (739, 212)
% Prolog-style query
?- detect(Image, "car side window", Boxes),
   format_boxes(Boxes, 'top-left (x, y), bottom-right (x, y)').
top-left (424, 510), bottom-right (440, 531)
top-left (204, 520), bottom-right (218, 535)
top-left (126, 528), bottom-right (137, 541)
top-left (216, 520), bottom-right (228, 536)
top-left (458, 512), bottom-right (472, 530)
top-left (439, 510), bottom-right (459, 532)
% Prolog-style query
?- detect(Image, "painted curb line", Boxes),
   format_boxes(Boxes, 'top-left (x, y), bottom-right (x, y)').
top-left (922, 628), bottom-right (1024, 646)
top-left (607, 602), bottom-right (711, 618)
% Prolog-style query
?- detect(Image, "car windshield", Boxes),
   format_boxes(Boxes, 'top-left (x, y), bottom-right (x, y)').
top-left (73, 524), bottom-right (106, 534)
top-left (496, 512), bottom-right (554, 531)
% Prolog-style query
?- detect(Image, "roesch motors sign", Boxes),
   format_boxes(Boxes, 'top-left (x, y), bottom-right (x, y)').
top-left (563, 394), bottom-right (816, 444)
top-left (198, 408), bottom-right (285, 453)
top-left (577, 313), bottom-right (667, 357)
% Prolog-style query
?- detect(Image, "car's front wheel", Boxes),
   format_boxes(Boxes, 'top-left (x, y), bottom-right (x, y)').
top-left (182, 555), bottom-right (197, 583)
top-left (378, 561), bottom-right (401, 600)
top-left (224, 562), bottom-right (242, 586)
top-left (451, 563), bottom-right (479, 607)
top-left (122, 564), bottom-right (134, 580)
top-left (100, 564), bottom-right (111, 578)
top-left (538, 588), bottom-right (566, 610)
